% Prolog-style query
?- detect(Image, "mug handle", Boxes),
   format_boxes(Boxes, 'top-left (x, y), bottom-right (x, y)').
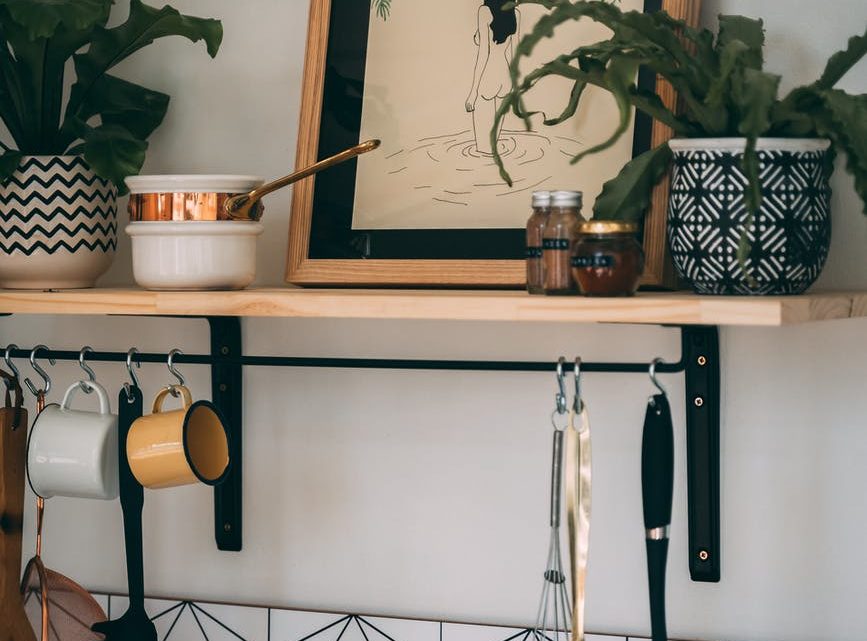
top-left (61, 380), bottom-right (111, 415)
top-left (152, 385), bottom-right (193, 414)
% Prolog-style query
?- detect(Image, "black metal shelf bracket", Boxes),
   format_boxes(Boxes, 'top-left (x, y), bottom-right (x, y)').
top-left (208, 318), bottom-right (243, 552)
top-left (3, 318), bottom-right (722, 580)
top-left (681, 326), bottom-right (721, 582)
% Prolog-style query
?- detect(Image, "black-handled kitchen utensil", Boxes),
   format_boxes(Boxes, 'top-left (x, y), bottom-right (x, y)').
top-left (92, 383), bottom-right (156, 641)
top-left (641, 360), bottom-right (674, 641)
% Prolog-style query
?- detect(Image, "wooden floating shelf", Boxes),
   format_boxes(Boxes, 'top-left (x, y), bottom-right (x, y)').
top-left (0, 287), bottom-right (865, 327)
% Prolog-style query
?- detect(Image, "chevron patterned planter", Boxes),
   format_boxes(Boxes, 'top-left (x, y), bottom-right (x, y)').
top-left (667, 138), bottom-right (832, 295)
top-left (0, 155), bottom-right (118, 289)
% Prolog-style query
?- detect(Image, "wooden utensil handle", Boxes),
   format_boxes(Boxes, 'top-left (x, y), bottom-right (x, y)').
top-left (0, 394), bottom-right (35, 641)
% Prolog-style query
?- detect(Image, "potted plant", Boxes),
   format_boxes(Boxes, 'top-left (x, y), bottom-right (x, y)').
top-left (0, 0), bottom-right (222, 289)
top-left (494, 1), bottom-right (867, 295)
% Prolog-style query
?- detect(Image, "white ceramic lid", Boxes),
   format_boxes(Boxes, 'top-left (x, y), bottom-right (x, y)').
top-left (125, 175), bottom-right (265, 194)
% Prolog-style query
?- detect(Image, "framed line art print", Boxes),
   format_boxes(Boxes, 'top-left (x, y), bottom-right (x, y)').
top-left (287, 0), bottom-right (700, 288)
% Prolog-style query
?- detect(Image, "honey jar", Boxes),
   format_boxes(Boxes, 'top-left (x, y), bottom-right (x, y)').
top-left (571, 221), bottom-right (644, 296)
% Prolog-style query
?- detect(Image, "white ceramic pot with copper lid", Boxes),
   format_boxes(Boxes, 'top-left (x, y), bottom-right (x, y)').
top-left (123, 140), bottom-right (381, 290)
top-left (126, 175), bottom-right (265, 222)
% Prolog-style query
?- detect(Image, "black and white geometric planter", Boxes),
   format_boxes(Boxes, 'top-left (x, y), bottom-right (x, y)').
top-left (667, 138), bottom-right (832, 295)
top-left (0, 155), bottom-right (118, 289)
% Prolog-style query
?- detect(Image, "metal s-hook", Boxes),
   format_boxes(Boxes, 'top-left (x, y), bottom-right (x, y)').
top-left (554, 356), bottom-right (567, 416)
top-left (124, 347), bottom-right (141, 402)
top-left (25, 345), bottom-right (55, 397)
top-left (166, 348), bottom-right (186, 396)
top-left (649, 357), bottom-right (667, 397)
top-left (4, 344), bottom-right (19, 389)
top-left (78, 346), bottom-right (97, 393)
top-left (573, 357), bottom-right (583, 412)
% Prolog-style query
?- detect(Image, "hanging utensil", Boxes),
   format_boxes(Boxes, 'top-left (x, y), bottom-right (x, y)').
top-left (0, 366), bottom-right (36, 641)
top-left (534, 358), bottom-right (571, 641)
top-left (20, 355), bottom-right (108, 641)
top-left (92, 359), bottom-right (155, 641)
top-left (641, 358), bottom-right (674, 641)
top-left (564, 358), bottom-right (591, 641)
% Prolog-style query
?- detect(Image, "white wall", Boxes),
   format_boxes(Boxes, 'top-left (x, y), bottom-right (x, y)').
top-left (3, 2), bottom-right (867, 641)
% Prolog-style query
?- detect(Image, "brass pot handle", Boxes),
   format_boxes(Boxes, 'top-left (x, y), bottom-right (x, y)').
top-left (224, 139), bottom-right (381, 221)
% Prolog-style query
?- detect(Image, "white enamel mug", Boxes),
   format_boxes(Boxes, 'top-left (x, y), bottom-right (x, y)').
top-left (27, 380), bottom-right (119, 500)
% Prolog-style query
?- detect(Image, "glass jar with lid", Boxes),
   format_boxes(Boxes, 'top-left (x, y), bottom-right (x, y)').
top-left (525, 191), bottom-right (551, 295)
top-left (542, 190), bottom-right (583, 295)
top-left (571, 221), bottom-right (644, 297)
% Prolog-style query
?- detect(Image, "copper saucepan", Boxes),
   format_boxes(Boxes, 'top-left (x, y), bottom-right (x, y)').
top-left (127, 140), bottom-right (381, 222)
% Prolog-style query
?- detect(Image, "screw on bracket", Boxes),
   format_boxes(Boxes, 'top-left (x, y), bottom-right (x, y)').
top-left (697, 355), bottom-right (708, 366)
top-left (698, 550), bottom-right (710, 562)
top-left (694, 396), bottom-right (705, 408)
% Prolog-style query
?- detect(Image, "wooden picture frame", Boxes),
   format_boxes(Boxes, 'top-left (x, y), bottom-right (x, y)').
top-left (287, 0), bottom-right (701, 288)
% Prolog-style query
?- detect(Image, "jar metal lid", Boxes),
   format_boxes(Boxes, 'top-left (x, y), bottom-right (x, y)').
top-left (550, 190), bottom-right (583, 208)
top-left (531, 191), bottom-right (552, 208)
top-left (578, 220), bottom-right (639, 235)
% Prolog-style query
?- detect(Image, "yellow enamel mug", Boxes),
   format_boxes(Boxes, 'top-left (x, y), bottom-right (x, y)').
top-left (127, 385), bottom-right (230, 489)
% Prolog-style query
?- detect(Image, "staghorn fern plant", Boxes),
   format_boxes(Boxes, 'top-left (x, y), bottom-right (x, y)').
top-left (493, 1), bottom-right (867, 264)
top-left (0, 0), bottom-right (222, 194)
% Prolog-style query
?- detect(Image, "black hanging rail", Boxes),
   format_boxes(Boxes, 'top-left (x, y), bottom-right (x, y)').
top-left (5, 348), bottom-right (687, 374)
top-left (2, 318), bottom-right (720, 584)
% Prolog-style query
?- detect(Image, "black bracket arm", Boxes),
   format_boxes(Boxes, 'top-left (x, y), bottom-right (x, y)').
top-left (681, 326), bottom-right (721, 582)
top-left (208, 317), bottom-right (243, 552)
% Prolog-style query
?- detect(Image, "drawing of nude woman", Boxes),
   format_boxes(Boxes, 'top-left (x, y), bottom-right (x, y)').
top-left (465, 0), bottom-right (521, 156)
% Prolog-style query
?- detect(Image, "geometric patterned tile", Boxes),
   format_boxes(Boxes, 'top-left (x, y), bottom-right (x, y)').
top-left (86, 594), bottom-right (647, 641)
top-left (269, 610), bottom-right (343, 641)
top-left (193, 602), bottom-right (268, 641)
top-left (362, 616), bottom-right (439, 641)
top-left (105, 596), bottom-right (267, 641)
top-left (441, 622), bottom-right (529, 641)
top-left (149, 600), bottom-right (200, 641)
top-left (269, 609), bottom-right (438, 641)
top-left (442, 623), bottom-right (624, 641)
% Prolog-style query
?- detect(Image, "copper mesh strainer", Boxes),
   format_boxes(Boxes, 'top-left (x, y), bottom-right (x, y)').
top-left (20, 391), bottom-right (107, 641)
